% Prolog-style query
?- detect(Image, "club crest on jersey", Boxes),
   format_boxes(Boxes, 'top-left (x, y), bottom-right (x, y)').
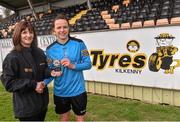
top-left (82, 49), bottom-right (89, 56)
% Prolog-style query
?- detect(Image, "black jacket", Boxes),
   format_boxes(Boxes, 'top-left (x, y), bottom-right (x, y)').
top-left (1, 47), bottom-right (49, 118)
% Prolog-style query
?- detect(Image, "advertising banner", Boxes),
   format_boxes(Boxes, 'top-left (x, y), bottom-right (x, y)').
top-left (73, 26), bottom-right (180, 89)
top-left (0, 26), bottom-right (180, 89)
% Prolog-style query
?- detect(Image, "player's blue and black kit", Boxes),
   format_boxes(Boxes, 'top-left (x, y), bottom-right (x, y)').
top-left (44, 37), bottom-right (92, 97)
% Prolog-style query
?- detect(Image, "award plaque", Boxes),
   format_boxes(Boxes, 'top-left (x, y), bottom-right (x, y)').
top-left (52, 59), bottom-right (61, 71)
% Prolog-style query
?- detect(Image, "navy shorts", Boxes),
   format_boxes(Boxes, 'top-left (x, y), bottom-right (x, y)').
top-left (54, 92), bottom-right (87, 115)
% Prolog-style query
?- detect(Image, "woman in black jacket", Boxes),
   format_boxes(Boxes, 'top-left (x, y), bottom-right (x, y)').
top-left (1, 21), bottom-right (49, 121)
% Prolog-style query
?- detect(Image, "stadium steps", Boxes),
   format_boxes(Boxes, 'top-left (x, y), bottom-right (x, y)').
top-left (69, 10), bottom-right (88, 25)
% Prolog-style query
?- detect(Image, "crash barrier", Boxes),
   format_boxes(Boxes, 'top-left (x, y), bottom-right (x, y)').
top-left (1, 25), bottom-right (180, 106)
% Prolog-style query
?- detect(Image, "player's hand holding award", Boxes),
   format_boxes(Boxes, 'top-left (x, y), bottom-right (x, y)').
top-left (61, 47), bottom-right (75, 69)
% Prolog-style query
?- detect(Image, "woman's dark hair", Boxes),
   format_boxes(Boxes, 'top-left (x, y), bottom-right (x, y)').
top-left (12, 21), bottom-right (37, 51)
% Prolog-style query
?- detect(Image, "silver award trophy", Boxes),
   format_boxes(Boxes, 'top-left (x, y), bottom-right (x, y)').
top-left (63, 47), bottom-right (68, 58)
top-left (61, 47), bottom-right (69, 72)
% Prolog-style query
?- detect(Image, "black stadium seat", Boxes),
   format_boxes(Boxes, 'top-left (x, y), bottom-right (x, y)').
top-left (1, 0), bottom-right (180, 38)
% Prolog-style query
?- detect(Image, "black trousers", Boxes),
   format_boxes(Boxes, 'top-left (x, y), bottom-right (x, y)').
top-left (18, 109), bottom-right (47, 121)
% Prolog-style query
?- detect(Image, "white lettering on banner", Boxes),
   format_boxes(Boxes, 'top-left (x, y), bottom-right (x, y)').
top-left (0, 39), bottom-right (13, 67)
top-left (38, 35), bottom-right (56, 48)
top-left (0, 39), bottom-right (13, 48)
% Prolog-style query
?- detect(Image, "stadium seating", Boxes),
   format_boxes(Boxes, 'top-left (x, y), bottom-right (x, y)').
top-left (0, 0), bottom-right (180, 39)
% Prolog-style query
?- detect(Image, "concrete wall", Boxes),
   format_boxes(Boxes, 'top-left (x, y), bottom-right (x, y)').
top-left (86, 81), bottom-right (180, 106)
